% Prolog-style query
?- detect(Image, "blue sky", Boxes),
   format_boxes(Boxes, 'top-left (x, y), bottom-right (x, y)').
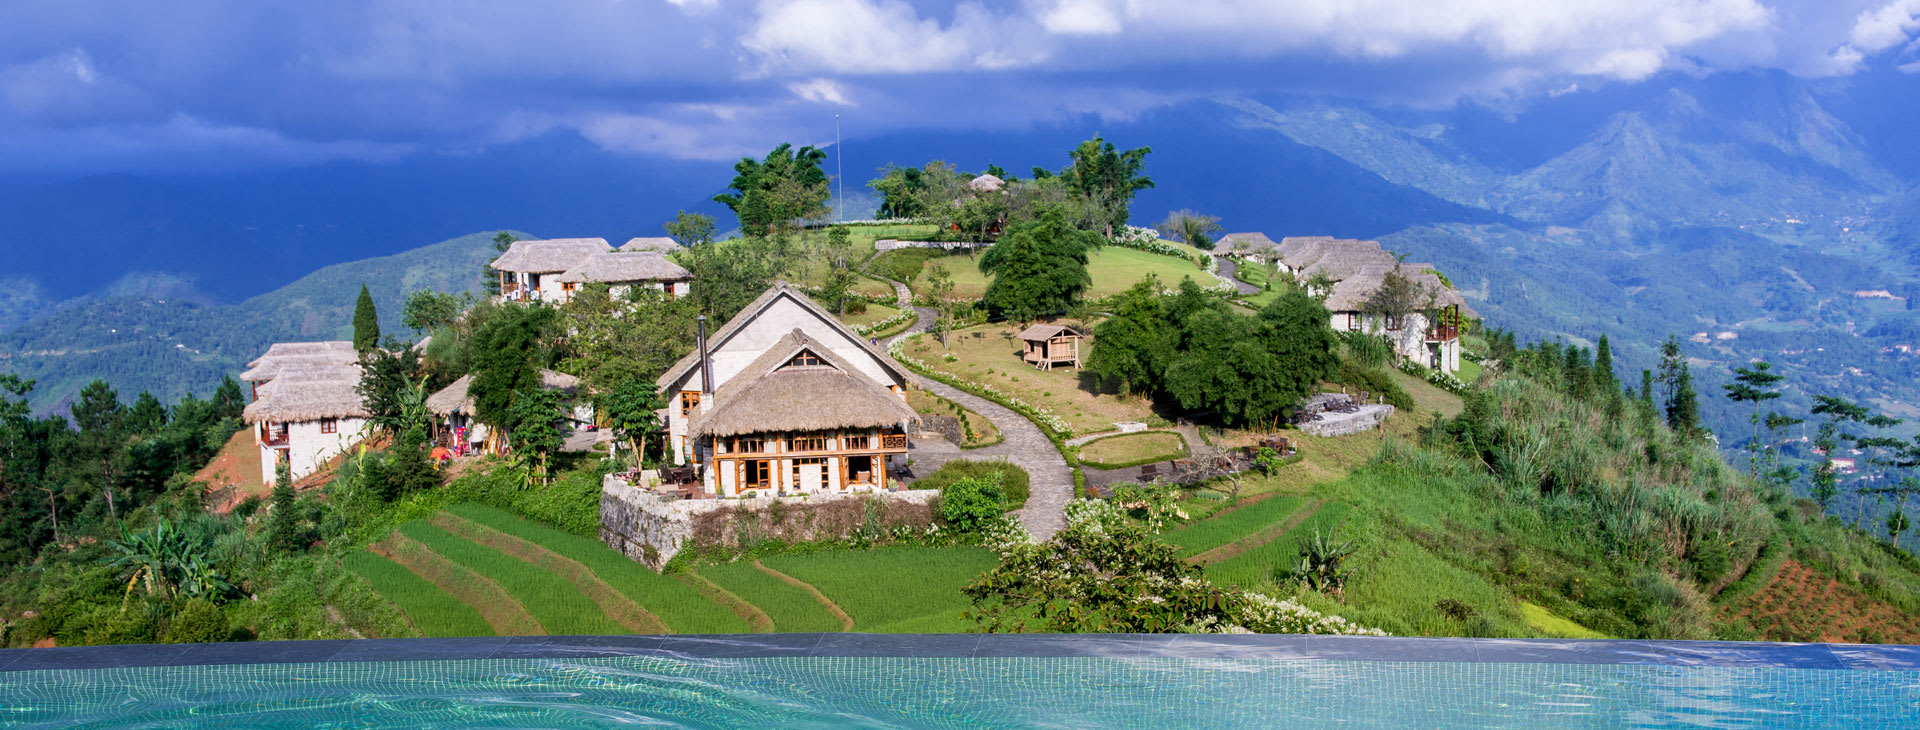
top-left (3, 0), bottom-right (1918, 174)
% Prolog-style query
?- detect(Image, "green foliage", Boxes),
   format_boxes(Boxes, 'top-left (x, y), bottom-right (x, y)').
top-left (713, 143), bottom-right (830, 233)
top-left (868, 247), bottom-right (950, 283)
top-left (765, 546), bottom-right (995, 632)
top-left (1086, 277), bottom-right (1176, 395)
top-left (342, 549), bottom-right (491, 637)
top-left (673, 235), bottom-right (785, 322)
top-left (1340, 331), bottom-right (1393, 369)
top-left (352, 284), bottom-right (380, 352)
top-left (1052, 135), bottom-right (1154, 232)
top-left (868, 162), bottom-right (952, 220)
top-left (1657, 335), bottom-right (1702, 438)
top-left (1207, 502), bottom-right (1355, 590)
top-left (664, 210), bottom-right (716, 246)
top-left (385, 427), bottom-right (442, 499)
top-left (448, 504), bottom-right (750, 633)
top-left (163, 597), bottom-right (231, 644)
top-left (401, 290), bottom-right (466, 334)
top-left (557, 283), bottom-right (696, 394)
top-left (396, 521), bottom-right (629, 635)
top-left (356, 344), bottom-right (429, 437)
top-left (977, 208), bottom-right (1098, 321)
top-left (1281, 528), bottom-right (1362, 595)
top-left (482, 231), bottom-right (517, 295)
top-left (600, 380), bottom-right (665, 464)
top-left (911, 459), bottom-right (1030, 511)
top-left (939, 476), bottom-right (1006, 532)
top-left (1155, 209), bottom-right (1222, 250)
top-left (267, 460), bottom-right (307, 554)
top-left (506, 387), bottom-right (566, 484)
top-left (469, 303), bottom-right (557, 430)
top-left (1334, 362), bottom-right (1414, 410)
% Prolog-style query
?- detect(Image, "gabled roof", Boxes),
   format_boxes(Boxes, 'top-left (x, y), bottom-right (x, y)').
top-left (655, 282), bottom-right (907, 390)
top-left (1017, 323), bottom-right (1082, 342)
top-left (426, 370), bottom-right (580, 417)
top-left (1218, 232), bottom-right (1278, 251)
top-left (1295, 240), bottom-right (1394, 282)
top-left (489, 238), bottom-right (613, 273)
top-left (242, 365), bottom-right (368, 424)
top-left (1322, 264), bottom-right (1475, 316)
top-left (552, 252), bottom-right (692, 284)
top-left (619, 237), bottom-right (682, 253)
top-left (241, 341), bottom-right (360, 382)
top-left (688, 330), bottom-right (916, 438)
top-left (246, 341), bottom-right (354, 368)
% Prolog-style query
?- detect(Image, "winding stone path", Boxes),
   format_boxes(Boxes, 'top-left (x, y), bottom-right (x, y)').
top-left (879, 279), bottom-right (1072, 540)
top-left (1213, 255), bottom-right (1262, 296)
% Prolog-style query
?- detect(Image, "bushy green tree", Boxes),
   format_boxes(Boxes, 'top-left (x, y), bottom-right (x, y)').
top-left (940, 475), bottom-right (1005, 532)
top-left (1723, 360), bottom-right (1783, 476)
top-left (508, 387), bottom-right (567, 485)
top-left (1657, 336), bottom-right (1700, 438)
top-left (558, 283), bottom-right (696, 394)
top-left (978, 208), bottom-right (1098, 322)
top-left (675, 236), bottom-right (782, 322)
top-left (266, 460), bottom-right (305, 553)
top-left (401, 290), bottom-right (465, 334)
top-left (600, 380), bottom-right (665, 463)
top-left (356, 345), bottom-right (428, 437)
top-left (385, 426), bottom-right (441, 498)
top-left (714, 143), bottom-right (830, 233)
top-left (1052, 135), bottom-right (1153, 233)
top-left (1155, 209), bottom-right (1222, 250)
top-left (164, 598), bottom-right (230, 644)
top-left (482, 231), bottom-right (518, 295)
top-left (664, 211), bottom-right (716, 246)
top-left (1087, 277), bottom-right (1175, 395)
top-left (469, 304), bottom-right (558, 432)
top-left (352, 284), bottom-right (380, 352)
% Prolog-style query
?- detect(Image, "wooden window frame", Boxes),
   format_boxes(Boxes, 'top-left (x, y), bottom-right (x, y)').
top-left (787, 350), bottom-right (825, 368)
top-left (843, 434), bottom-right (870, 450)
top-left (788, 433), bottom-right (828, 452)
top-left (744, 459), bottom-right (772, 489)
top-left (319, 418), bottom-right (338, 435)
top-left (680, 391), bottom-right (701, 417)
top-left (734, 436), bottom-right (765, 454)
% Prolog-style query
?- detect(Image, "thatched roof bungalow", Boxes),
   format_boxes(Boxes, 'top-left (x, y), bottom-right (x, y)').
top-left (238, 344), bottom-right (371, 487)
top-left (967, 174), bottom-right (1005, 193)
top-left (490, 238), bottom-right (616, 303)
top-left (1218, 232), bottom-right (1279, 256)
top-left (619, 237), bottom-right (682, 254)
top-left (689, 330), bottom-right (915, 439)
top-left (426, 370), bottom-right (581, 417)
top-left (552, 252), bottom-right (692, 289)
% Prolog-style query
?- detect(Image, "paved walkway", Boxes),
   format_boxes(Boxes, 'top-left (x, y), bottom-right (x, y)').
top-left (1213, 255), bottom-right (1262, 296)
top-left (880, 278), bottom-right (1072, 540)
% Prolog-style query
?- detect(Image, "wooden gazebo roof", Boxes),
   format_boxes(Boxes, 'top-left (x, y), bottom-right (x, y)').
top-left (1016, 324), bottom-right (1082, 342)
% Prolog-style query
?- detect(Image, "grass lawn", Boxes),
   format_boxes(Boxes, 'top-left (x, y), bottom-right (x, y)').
top-left (1457, 357), bottom-right (1485, 385)
top-left (906, 386), bottom-right (1001, 447)
top-left (761, 546), bottom-right (995, 632)
top-left (342, 550), bottom-right (493, 637)
top-left (837, 302), bottom-right (900, 330)
top-left (933, 246), bottom-right (1211, 300)
top-left (1521, 601), bottom-right (1608, 639)
top-left (903, 323), bottom-right (1162, 435)
top-left (788, 224), bottom-right (938, 294)
top-left (1078, 431), bottom-right (1187, 468)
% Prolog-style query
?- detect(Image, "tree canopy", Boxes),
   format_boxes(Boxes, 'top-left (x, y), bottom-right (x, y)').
top-left (713, 143), bottom-right (830, 233)
top-left (352, 284), bottom-right (380, 352)
top-left (977, 208), bottom-right (1098, 322)
top-left (469, 304), bottom-right (558, 430)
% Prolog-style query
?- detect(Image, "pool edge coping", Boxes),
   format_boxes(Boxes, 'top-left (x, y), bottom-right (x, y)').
top-left (3, 634), bottom-right (1917, 673)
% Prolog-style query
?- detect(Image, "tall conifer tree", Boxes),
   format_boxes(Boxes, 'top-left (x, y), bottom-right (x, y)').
top-left (352, 284), bottom-right (380, 352)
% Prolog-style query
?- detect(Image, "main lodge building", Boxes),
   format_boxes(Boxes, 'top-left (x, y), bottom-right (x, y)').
top-left (657, 284), bottom-right (917, 498)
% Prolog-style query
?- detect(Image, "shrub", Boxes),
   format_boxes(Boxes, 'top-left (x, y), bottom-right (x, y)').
top-left (1340, 331), bottom-right (1392, 369)
top-left (941, 476), bottom-right (1006, 532)
top-left (913, 459), bottom-right (1030, 511)
top-left (1435, 598), bottom-right (1477, 622)
top-left (164, 598), bottom-right (231, 644)
top-left (1334, 362), bottom-right (1413, 410)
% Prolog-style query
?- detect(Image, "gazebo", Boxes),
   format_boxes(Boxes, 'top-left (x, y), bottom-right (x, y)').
top-left (1017, 324), bottom-right (1084, 371)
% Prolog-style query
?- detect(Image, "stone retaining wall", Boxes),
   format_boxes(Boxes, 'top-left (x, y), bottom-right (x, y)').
top-left (600, 475), bottom-right (942, 570)
top-left (1299, 404), bottom-right (1395, 437)
top-left (874, 239), bottom-right (988, 252)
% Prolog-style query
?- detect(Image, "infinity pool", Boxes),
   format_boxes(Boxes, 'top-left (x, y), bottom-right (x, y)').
top-left (3, 635), bottom-right (1916, 728)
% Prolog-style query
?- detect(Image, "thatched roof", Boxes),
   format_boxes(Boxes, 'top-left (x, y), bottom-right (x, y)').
top-left (243, 366), bottom-right (368, 424)
top-left (489, 238), bottom-right (613, 273)
top-left (552, 252), bottom-right (692, 284)
top-left (689, 330), bottom-right (916, 438)
top-left (1322, 264), bottom-right (1475, 316)
top-left (1218, 232), bottom-right (1278, 252)
top-left (241, 341), bottom-right (360, 383)
top-left (657, 282), bottom-right (907, 390)
top-left (619, 237), bottom-right (682, 253)
top-left (426, 370), bottom-right (581, 417)
top-left (967, 174), bottom-right (1005, 193)
top-left (246, 340), bottom-right (353, 368)
top-left (1296, 241), bottom-right (1394, 282)
top-left (1017, 323), bottom-right (1081, 342)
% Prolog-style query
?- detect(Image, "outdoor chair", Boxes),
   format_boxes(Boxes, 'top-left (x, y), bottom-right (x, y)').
top-left (1139, 463), bottom-right (1159, 478)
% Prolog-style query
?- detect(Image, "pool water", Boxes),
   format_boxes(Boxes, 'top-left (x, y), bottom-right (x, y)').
top-left (3, 654), bottom-right (1917, 729)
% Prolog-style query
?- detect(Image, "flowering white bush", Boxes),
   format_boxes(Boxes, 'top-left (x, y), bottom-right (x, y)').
top-left (889, 333), bottom-right (1073, 437)
top-left (856, 310), bottom-right (915, 336)
top-left (1228, 592), bottom-right (1390, 636)
top-left (1109, 225), bottom-right (1196, 259)
top-left (1426, 369), bottom-right (1469, 395)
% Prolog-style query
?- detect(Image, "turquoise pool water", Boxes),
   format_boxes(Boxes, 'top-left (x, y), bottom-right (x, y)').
top-left (3, 654), bottom-right (1917, 729)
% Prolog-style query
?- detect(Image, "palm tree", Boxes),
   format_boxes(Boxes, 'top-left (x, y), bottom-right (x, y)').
top-left (1155, 210), bottom-right (1223, 250)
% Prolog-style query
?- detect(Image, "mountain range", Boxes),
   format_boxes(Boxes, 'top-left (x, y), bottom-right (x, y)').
top-left (3, 69), bottom-right (1918, 450)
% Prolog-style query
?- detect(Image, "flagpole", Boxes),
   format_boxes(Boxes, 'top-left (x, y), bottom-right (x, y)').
top-left (835, 114), bottom-right (844, 222)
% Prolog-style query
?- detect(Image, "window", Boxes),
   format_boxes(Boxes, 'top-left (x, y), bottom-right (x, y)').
top-left (788, 433), bottom-right (828, 452)
top-left (562, 282), bottom-right (577, 294)
top-left (843, 434), bottom-right (870, 450)
top-left (319, 418), bottom-right (338, 434)
top-left (744, 460), bottom-right (772, 488)
top-left (734, 437), bottom-right (765, 454)
top-left (664, 284), bottom-right (676, 301)
top-left (786, 350), bottom-right (825, 368)
top-left (1384, 314), bottom-right (1403, 331)
top-left (680, 391), bottom-right (701, 416)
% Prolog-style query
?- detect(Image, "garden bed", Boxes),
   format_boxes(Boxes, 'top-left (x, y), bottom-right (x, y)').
top-left (1078, 431), bottom-right (1188, 470)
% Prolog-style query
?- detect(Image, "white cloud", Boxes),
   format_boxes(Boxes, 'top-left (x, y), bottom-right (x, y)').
top-left (741, 0), bottom-right (1038, 74)
top-left (1850, 0), bottom-right (1920, 51)
top-left (788, 77), bottom-right (853, 105)
top-left (1035, 0), bottom-right (1123, 35)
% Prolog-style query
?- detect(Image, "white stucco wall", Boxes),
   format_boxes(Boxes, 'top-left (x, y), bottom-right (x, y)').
top-left (259, 417), bottom-right (370, 486)
top-left (1329, 310), bottom-right (1460, 374)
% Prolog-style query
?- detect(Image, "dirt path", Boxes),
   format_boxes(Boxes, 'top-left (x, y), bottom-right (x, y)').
top-left (371, 531), bottom-right (544, 636)
top-left (680, 571), bottom-right (774, 633)
top-left (755, 560), bottom-right (855, 631)
top-left (881, 279), bottom-right (1073, 540)
top-left (430, 512), bottom-right (667, 634)
top-left (1212, 255), bottom-right (1262, 296)
top-left (1189, 499), bottom-right (1323, 565)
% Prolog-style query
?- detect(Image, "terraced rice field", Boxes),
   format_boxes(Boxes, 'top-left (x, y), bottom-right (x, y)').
top-left (346, 504), bottom-right (993, 637)
top-left (1206, 502), bottom-right (1355, 590)
top-left (1162, 494), bottom-right (1308, 559)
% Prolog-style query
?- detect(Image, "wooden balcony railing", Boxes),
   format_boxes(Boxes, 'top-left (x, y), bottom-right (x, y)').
top-left (1425, 323), bottom-right (1458, 342)
top-left (881, 434), bottom-right (908, 450)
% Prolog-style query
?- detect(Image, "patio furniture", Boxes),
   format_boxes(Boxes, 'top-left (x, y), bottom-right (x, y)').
top-left (1139, 463), bottom-right (1159, 479)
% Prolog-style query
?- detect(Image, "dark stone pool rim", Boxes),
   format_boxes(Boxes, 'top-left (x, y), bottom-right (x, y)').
top-left (2, 634), bottom-right (1916, 673)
